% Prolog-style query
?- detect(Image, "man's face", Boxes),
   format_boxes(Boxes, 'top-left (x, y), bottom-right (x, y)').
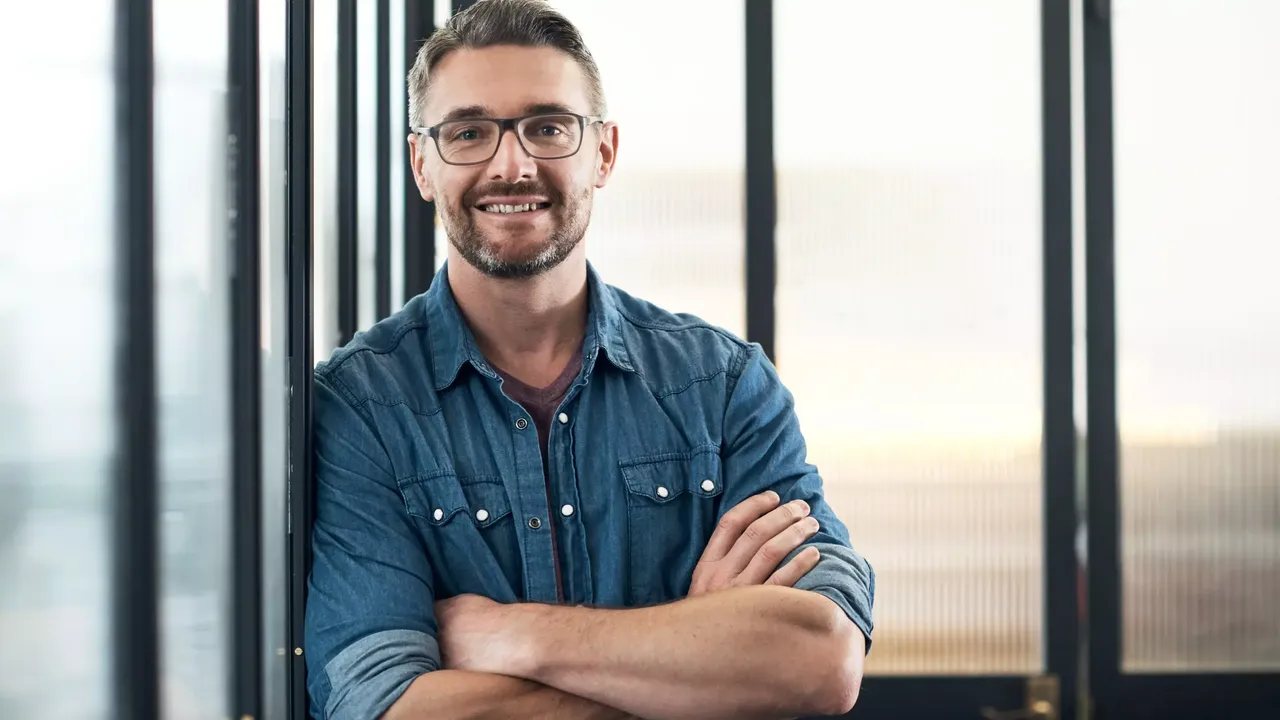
top-left (409, 45), bottom-right (618, 279)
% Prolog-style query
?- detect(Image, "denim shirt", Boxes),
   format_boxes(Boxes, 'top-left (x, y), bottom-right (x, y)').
top-left (304, 263), bottom-right (875, 720)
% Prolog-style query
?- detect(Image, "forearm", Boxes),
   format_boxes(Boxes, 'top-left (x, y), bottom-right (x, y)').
top-left (382, 669), bottom-right (637, 720)
top-left (508, 585), bottom-right (863, 720)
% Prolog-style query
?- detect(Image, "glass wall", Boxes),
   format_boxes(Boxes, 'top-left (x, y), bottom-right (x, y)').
top-left (261, 1), bottom-right (291, 717)
top-left (313, 0), bottom-right (342, 360)
top-left (775, 0), bottom-right (1045, 675)
top-left (1113, 0), bottom-right (1280, 672)
top-left (154, 1), bottom-right (233, 716)
top-left (0, 5), bottom-right (116, 718)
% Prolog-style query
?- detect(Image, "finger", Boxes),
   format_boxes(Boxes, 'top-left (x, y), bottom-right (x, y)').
top-left (723, 498), bottom-right (812, 572)
top-left (764, 546), bottom-right (822, 587)
top-left (739, 514), bottom-right (821, 584)
top-left (700, 490), bottom-right (781, 562)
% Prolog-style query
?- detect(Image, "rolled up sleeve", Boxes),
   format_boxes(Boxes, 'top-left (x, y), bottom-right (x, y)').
top-left (720, 343), bottom-right (876, 649)
top-left (305, 371), bottom-right (441, 719)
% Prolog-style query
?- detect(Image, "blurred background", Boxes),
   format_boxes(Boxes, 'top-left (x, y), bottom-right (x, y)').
top-left (1, 1), bottom-right (1276, 719)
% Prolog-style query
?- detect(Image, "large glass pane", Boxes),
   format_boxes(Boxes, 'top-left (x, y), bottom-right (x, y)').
top-left (313, 0), bottom-right (341, 359)
top-left (260, 0), bottom-right (290, 717)
top-left (1114, 0), bottom-right (1280, 672)
top-left (0, 5), bottom-right (115, 718)
top-left (424, 0), bottom-right (750, 335)
top-left (775, 0), bottom-right (1044, 675)
top-left (154, 1), bottom-right (232, 716)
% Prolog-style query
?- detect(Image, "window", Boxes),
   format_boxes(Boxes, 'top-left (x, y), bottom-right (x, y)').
top-left (154, 1), bottom-right (232, 715)
top-left (775, 0), bottom-right (1044, 675)
top-left (1113, 0), bottom-right (1280, 672)
top-left (0, 5), bottom-right (115, 717)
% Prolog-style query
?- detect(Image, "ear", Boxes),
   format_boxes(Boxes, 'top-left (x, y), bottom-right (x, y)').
top-left (408, 134), bottom-right (436, 202)
top-left (593, 122), bottom-right (619, 190)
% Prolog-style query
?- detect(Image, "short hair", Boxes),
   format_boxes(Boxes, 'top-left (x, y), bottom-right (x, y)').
top-left (406, 0), bottom-right (607, 129)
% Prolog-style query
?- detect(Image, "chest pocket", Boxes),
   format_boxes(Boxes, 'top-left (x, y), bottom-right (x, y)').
top-left (399, 473), bottom-right (522, 600)
top-left (619, 447), bottom-right (724, 606)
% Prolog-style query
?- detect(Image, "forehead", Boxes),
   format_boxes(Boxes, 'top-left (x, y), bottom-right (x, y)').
top-left (425, 45), bottom-right (592, 123)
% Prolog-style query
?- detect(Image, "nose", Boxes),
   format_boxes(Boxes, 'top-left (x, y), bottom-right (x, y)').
top-left (486, 128), bottom-right (537, 183)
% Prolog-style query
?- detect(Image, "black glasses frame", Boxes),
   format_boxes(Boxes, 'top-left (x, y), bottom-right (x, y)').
top-left (413, 111), bottom-right (604, 166)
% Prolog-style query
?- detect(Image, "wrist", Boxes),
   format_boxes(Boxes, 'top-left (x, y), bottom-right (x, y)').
top-left (499, 601), bottom-right (553, 680)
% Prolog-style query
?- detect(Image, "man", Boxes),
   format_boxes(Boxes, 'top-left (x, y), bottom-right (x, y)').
top-left (304, 1), bottom-right (875, 718)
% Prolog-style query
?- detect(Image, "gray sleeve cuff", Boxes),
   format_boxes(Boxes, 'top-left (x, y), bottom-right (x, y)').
top-left (322, 629), bottom-right (440, 720)
top-left (789, 543), bottom-right (876, 652)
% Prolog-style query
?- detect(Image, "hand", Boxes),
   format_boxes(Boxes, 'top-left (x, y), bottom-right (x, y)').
top-left (688, 491), bottom-right (822, 597)
top-left (435, 594), bottom-right (518, 674)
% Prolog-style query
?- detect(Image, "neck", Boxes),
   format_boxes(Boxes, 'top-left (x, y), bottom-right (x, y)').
top-left (446, 246), bottom-right (590, 385)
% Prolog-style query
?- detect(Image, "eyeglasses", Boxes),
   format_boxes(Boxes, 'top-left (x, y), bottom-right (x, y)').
top-left (414, 112), bottom-right (604, 166)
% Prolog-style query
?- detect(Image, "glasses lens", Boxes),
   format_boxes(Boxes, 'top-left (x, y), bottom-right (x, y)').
top-left (518, 114), bottom-right (582, 159)
top-left (436, 119), bottom-right (500, 164)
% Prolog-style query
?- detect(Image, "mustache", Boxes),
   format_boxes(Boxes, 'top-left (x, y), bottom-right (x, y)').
top-left (463, 181), bottom-right (562, 207)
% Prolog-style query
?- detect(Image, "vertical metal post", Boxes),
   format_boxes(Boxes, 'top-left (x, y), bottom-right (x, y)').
top-left (403, 0), bottom-right (436, 299)
top-left (337, 0), bottom-right (358, 345)
top-left (112, 0), bottom-right (160, 718)
top-left (229, 0), bottom-right (264, 717)
top-left (375, 0), bottom-right (392, 320)
top-left (744, 0), bottom-right (776, 363)
top-left (286, 0), bottom-right (315, 718)
top-left (1083, 0), bottom-right (1119, 716)
top-left (1041, 1), bottom-right (1078, 719)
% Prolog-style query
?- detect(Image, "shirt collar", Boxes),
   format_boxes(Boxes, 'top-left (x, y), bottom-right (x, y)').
top-left (423, 260), bottom-right (634, 391)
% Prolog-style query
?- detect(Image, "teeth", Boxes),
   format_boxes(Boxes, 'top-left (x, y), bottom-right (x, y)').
top-left (482, 203), bottom-right (542, 213)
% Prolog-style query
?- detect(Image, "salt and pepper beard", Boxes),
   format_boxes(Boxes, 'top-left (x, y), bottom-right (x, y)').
top-left (439, 179), bottom-right (593, 280)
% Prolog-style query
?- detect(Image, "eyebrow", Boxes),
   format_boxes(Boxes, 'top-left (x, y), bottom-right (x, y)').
top-left (435, 102), bottom-right (581, 124)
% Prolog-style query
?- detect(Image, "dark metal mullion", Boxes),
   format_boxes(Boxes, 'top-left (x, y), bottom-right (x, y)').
top-left (403, 0), bottom-right (435, 300)
top-left (375, 0), bottom-right (391, 319)
top-left (111, 0), bottom-right (160, 719)
top-left (1083, 0), bottom-right (1120, 716)
top-left (337, 0), bottom-right (358, 346)
top-left (1040, 1), bottom-right (1078, 719)
top-left (228, 0), bottom-right (263, 718)
top-left (286, 0), bottom-right (315, 718)
top-left (744, 0), bottom-right (776, 363)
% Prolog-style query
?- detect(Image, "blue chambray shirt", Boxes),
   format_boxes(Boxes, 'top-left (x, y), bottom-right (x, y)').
top-left (304, 262), bottom-right (875, 719)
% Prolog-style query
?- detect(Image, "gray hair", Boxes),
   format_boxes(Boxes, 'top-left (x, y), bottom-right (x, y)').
top-left (407, 0), bottom-right (607, 130)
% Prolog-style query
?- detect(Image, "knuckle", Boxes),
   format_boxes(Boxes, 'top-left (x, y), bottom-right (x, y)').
top-left (743, 525), bottom-right (766, 543)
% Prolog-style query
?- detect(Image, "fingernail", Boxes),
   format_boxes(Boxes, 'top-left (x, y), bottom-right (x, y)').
top-left (792, 499), bottom-right (810, 513)
top-left (766, 491), bottom-right (780, 502)
top-left (807, 517), bottom-right (820, 531)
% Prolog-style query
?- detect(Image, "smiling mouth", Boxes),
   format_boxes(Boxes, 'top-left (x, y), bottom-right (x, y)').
top-left (476, 202), bottom-right (553, 214)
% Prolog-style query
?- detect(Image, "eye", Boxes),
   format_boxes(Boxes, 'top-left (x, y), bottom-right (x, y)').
top-left (451, 127), bottom-right (481, 142)
top-left (534, 124), bottom-right (564, 136)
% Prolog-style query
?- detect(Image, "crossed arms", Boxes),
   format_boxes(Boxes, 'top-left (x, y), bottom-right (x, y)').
top-left (307, 345), bottom-right (875, 720)
top-left (385, 495), bottom-right (867, 720)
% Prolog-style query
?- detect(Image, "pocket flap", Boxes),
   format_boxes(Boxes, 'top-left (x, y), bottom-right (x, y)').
top-left (401, 473), bottom-right (513, 527)
top-left (619, 448), bottom-right (724, 504)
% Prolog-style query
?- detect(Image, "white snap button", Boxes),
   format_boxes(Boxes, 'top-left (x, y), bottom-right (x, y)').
top-left (656, 486), bottom-right (669, 498)
top-left (433, 508), bottom-right (444, 521)
top-left (475, 509), bottom-right (490, 522)
top-left (701, 479), bottom-right (715, 492)
top-left (561, 504), bottom-right (574, 516)
top-left (558, 412), bottom-right (569, 424)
